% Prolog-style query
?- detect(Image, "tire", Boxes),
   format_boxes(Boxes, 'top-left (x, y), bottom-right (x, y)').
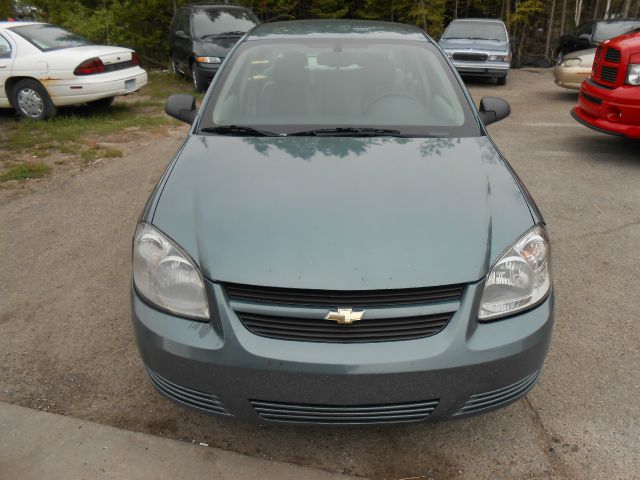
top-left (11, 79), bottom-right (57, 120)
top-left (497, 75), bottom-right (507, 86)
top-left (87, 96), bottom-right (115, 110)
top-left (191, 64), bottom-right (204, 92)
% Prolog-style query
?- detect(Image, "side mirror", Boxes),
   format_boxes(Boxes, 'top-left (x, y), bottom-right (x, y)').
top-left (165, 94), bottom-right (196, 124)
top-left (175, 30), bottom-right (189, 39)
top-left (479, 97), bottom-right (511, 126)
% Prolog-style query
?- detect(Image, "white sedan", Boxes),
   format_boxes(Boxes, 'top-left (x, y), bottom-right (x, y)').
top-left (0, 21), bottom-right (148, 120)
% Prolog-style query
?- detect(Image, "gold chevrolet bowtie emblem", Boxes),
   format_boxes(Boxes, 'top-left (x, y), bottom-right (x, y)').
top-left (325, 308), bottom-right (365, 325)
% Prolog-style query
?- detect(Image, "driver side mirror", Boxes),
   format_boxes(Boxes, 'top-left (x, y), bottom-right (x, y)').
top-left (165, 94), bottom-right (196, 124)
top-left (479, 97), bottom-right (511, 126)
top-left (175, 30), bottom-right (189, 39)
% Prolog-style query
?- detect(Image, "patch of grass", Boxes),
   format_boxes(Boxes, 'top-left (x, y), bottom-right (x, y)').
top-left (144, 71), bottom-right (205, 102)
top-left (80, 146), bottom-right (123, 164)
top-left (0, 162), bottom-right (51, 182)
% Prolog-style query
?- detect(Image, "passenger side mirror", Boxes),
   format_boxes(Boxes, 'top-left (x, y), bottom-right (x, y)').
top-left (165, 94), bottom-right (196, 124)
top-left (479, 97), bottom-right (511, 126)
top-left (175, 30), bottom-right (189, 39)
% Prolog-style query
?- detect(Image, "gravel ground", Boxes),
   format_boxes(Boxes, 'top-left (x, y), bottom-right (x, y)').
top-left (1, 69), bottom-right (639, 479)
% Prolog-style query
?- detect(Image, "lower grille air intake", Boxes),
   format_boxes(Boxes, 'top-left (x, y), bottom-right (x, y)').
top-left (454, 370), bottom-right (539, 416)
top-left (251, 399), bottom-right (439, 424)
top-left (145, 366), bottom-right (231, 416)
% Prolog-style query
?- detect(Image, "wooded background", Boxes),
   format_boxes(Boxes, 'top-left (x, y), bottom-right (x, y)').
top-left (1, 0), bottom-right (639, 66)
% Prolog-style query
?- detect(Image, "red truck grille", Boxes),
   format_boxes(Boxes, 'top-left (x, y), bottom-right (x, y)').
top-left (592, 45), bottom-right (622, 87)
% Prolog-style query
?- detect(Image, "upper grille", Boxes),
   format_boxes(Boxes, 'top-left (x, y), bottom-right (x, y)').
top-left (452, 52), bottom-right (488, 62)
top-left (604, 47), bottom-right (621, 63)
top-left (238, 311), bottom-right (453, 343)
top-left (453, 370), bottom-right (539, 416)
top-left (225, 283), bottom-right (464, 308)
top-left (251, 398), bottom-right (439, 424)
top-left (104, 60), bottom-right (136, 72)
top-left (145, 366), bottom-right (231, 416)
top-left (600, 66), bottom-right (619, 83)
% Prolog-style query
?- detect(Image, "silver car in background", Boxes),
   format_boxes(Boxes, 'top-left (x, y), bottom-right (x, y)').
top-left (439, 18), bottom-right (511, 85)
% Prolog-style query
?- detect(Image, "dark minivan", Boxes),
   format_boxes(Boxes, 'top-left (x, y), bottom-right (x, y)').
top-left (169, 3), bottom-right (259, 91)
top-left (554, 19), bottom-right (640, 62)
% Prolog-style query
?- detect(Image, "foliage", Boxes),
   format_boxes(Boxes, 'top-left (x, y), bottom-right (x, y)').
top-left (28, 0), bottom-right (634, 66)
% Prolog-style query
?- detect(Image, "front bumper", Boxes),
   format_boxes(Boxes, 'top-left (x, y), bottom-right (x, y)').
top-left (451, 61), bottom-right (510, 77)
top-left (573, 79), bottom-right (640, 139)
top-left (193, 62), bottom-right (221, 87)
top-left (131, 280), bottom-right (554, 425)
top-left (553, 65), bottom-right (591, 90)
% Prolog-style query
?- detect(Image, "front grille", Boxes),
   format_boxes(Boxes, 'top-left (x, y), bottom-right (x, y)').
top-left (452, 52), bottom-right (488, 62)
top-left (600, 66), bottom-right (619, 83)
top-left (238, 311), bottom-right (453, 343)
top-left (145, 366), bottom-right (231, 416)
top-left (251, 399), bottom-right (439, 424)
top-left (581, 91), bottom-right (603, 105)
top-left (104, 60), bottom-right (135, 72)
top-left (225, 283), bottom-right (464, 308)
top-left (604, 47), bottom-right (621, 63)
top-left (453, 370), bottom-right (539, 416)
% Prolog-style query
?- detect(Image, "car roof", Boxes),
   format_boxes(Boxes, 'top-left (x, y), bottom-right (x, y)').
top-left (178, 3), bottom-right (251, 10)
top-left (449, 18), bottom-right (506, 24)
top-left (246, 19), bottom-right (426, 41)
top-left (0, 21), bottom-right (42, 28)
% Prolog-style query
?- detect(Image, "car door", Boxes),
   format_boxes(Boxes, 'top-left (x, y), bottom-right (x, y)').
top-left (172, 10), bottom-right (193, 74)
top-left (0, 32), bottom-right (14, 107)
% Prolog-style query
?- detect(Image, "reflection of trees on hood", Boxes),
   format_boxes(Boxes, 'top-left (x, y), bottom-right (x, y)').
top-left (419, 137), bottom-right (460, 157)
top-left (243, 137), bottom-right (410, 161)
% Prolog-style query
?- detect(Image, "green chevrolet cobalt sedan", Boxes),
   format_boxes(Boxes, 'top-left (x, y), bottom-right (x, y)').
top-left (131, 20), bottom-right (553, 424)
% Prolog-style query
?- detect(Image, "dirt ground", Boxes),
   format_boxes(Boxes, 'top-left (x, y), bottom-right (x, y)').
top-left (1, 69), bottom-right (639, 480)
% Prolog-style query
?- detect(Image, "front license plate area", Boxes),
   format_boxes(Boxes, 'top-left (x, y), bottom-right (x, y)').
top-left (125, 79), bottom-right (135, 92)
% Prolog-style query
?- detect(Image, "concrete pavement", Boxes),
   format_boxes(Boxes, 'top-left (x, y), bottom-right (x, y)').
top-left (0, 402), bottom-right (360, 480)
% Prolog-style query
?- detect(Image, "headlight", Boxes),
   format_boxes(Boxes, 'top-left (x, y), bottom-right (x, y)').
top-left (627, 64), bottom-right (640, 86)
top-left (488, 54), bottom-right (510, 62)
top-left (478, 225), bottom-right (551, 321)
top-left (562, 58), bottom-right (582, 67)
top-left (195, 56), bottom-right (222, 64)
top-left (133, 223), bottom-right (209, 320)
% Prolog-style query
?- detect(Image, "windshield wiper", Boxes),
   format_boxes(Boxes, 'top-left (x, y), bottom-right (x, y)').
top-left (287, 127), bottom-right (405, 137)
top-left (201, 31), bottom-right (246, 39)
top-left (200, 125), bottom-right (280, 137)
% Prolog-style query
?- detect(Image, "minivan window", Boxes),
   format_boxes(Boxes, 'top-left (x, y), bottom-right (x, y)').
top-left (192, 9), bottom-right (258, 38)
top-left (10, 24), bottom-right (88, 51)
top-left (203, 39), bottom-right (479, 137)
top-left (442, 21), bottom-right (507, 42)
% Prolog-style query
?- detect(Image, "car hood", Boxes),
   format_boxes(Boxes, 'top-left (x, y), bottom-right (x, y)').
top-left (439, 38), bottom-right (509, 52)
top-left (565, 48), bottom-right (596, 61)
top-left (152, 136), bottom-right (534, 290)
top-left (195, 37), bottom-right (241, 57)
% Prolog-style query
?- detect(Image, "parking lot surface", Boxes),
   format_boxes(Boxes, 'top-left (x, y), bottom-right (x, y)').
top-left (1, 69), bottom-right (639, 479)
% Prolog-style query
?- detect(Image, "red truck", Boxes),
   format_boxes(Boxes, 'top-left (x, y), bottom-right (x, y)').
top-left (572, 30), bottom-right (640, 139)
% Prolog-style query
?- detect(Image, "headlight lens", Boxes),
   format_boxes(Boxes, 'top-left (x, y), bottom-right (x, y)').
top-left (488, 54), bottom-right (511, 62)
top-left (195, 56), bottom-right (222, 64)
top-left (562, 58), bottom-right (582, 67)
top-left (133, 223), bottom-right (209, 320)
top-left (627, 64), bottom-right (640, 86)
top-left (479, 225), bottom-right (551, 321)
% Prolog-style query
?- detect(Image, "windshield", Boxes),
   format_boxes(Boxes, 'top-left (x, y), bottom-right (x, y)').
top-left (192, 9), bottom-right (258, 38)
top-left (202, 39), bottom-right (478, 137)
top-left (593, 21), bottom-right (640, 42)
top-left (442, 21), bottom-right (507, 41)
top-left (10, 24), bottom-right (88, 51)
